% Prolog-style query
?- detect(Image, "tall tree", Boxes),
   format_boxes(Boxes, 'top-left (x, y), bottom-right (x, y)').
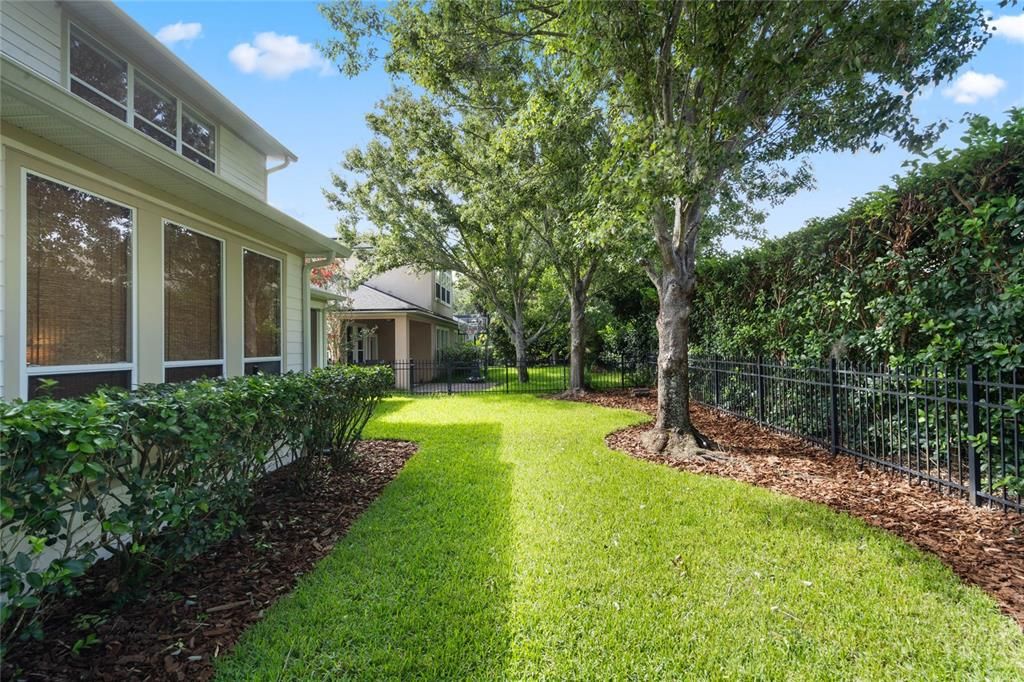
top-left (548, 0), bottom-right (988, 456)
top-left (323, 1), bottom-right (986, 453)
top-left (324, 91), bottom-right (553, 380)
top-left (322, 1), bottom-right (625, 393)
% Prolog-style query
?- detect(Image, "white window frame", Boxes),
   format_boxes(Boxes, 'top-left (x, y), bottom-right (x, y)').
top-left (67, 26), bottom-right (128, 120)
top-left (66, 22), bottom-right (218, 174)
top-left (133, 72), bottom-right (179, 150)
top-left (20, 169), bottom-right (138, 399)
top-left (241, 247), bottom-right (284, 370)
top-left (435, 271), bottom-right (453, 307)
top-left (161, 220), bottom-right (226, 380)
top-left (346, 324), bottom-right (378, 364)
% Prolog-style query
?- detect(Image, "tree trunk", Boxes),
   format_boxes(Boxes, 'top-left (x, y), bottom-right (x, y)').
top-left (510, 317), bottom-right (530, 383)
top-left (653, 275), bottom-right (693, 432)
top-left (640, 200), bottom-right (716, 458)
top-left (567, 279), bottom-right (587, 393)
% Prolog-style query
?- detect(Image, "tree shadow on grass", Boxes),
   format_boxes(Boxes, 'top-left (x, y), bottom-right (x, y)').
top-left (216, 419), bottom-right (513, 681)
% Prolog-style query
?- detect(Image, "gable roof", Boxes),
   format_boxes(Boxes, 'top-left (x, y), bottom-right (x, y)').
top-left (65, 1), bottom-right (297, 162)
top-left (349, 284), bottom-right (457, 325)
top-left (350, 284), bottom-right (425, 312)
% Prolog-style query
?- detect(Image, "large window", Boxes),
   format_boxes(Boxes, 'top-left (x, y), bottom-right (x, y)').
top-left (69, 25), bottom-right (217, 172)
top-left (243, 249), bottom-right (281, 375)
top-left (25, 173), bottom-right (134, 398)
top-left (435, 271), bottom-right (453, 306)
top-left (164, 223), bottom-right (223, 382)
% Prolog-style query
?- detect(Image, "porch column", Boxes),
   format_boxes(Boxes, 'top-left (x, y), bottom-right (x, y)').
top-left (394, 314), bottom-right (410, 389)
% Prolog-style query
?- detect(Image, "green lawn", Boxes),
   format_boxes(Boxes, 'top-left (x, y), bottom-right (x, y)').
top-left (217, 394), bottom-right (1024, 680)
top-left (481, 364), bottom-right (626, 391)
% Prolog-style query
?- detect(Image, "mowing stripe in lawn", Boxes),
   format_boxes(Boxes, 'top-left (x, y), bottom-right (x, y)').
top-left (217, 394), bottom-right (1024, 680)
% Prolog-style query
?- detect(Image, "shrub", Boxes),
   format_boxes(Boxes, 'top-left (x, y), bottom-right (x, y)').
top-left (0, 364), bottom-right (392, 649)
top-left (438, 341), bottom-right (484, 364)
top-left (691, 110), bottom-right (1024, 368)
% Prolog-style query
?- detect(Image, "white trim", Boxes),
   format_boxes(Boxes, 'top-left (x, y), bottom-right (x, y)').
top-left (164, 359), bottom-right (226, 369)
top-left (161, 219), bottom-right (227, 380)
top-left (26, 363), bottom-right (134, 376)
top-left (243, 356), bottom-right (282, 364)
top-left (241, 247), bottom-right (284, 362)
top-left (2, 137), bottom-right (301, 258)
top-left (435, 270), bottom-right (453, 307)
top-left (20, 169), bottom-right (139, 398)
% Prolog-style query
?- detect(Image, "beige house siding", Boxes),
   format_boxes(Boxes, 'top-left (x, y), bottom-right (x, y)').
top-left (285, 253), bottom-right (303, 372)
top-left (219, 126), bottom-right (268, 201)
top-left (0, 143), bottom-right (5, 396)
top-left (0, 1), bottom-right (62, 84)
top-left (1, 2), bottom-right (272, 201)
top-left (364, 265), bottom-right (434, 310)
top-left (0, 133), bottom-right (307, 400)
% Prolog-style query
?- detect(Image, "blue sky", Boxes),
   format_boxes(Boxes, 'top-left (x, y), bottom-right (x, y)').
top-left (117, 1), bottom-right (1023, 249)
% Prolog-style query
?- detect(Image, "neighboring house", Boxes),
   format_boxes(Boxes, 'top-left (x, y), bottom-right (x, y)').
top-left (343, 252), bottom-right (460, 384)
top-left (0, 0), bottom-right (345, 400)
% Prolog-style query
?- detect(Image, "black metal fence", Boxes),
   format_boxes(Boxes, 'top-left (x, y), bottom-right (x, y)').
top-left (385, 357), bottom-right (654, 395)
top-left (371, 355), bottom-right (1023, 510)
top-left (689, 357), bottom-right (1024, 511)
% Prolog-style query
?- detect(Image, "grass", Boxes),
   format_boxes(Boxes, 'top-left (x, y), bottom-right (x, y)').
top-left (481, 364), bottom-right (627, 391)
top-left (217, 394), bottom-right (1024, 680)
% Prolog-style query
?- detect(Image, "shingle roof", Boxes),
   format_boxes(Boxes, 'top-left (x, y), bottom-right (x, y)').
top-left (349, 285), bottom-right (423, 311)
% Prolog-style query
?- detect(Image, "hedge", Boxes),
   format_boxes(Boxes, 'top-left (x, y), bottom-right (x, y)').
top-left (0, 364), bottom-right (393, 648)
top-left (691, 110), bottom-right (1024, 369)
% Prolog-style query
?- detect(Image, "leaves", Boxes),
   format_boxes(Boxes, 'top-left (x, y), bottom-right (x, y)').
top-left (0, 365), bottom-right (392, 648)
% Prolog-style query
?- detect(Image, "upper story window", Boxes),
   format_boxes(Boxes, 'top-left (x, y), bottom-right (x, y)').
top-left (134, 73), bottom-right (177, 149)
top-left (69, 24), bottom-right (217, 173)
top-left (70, 28), bottom-right (128, 120)
top-left (435, 271), bottom-right (453, 306)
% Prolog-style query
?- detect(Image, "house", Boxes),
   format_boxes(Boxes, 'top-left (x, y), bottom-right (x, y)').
top-left (0, 0), bottom-right (345, 400)
top-left (342, 253), bottom-right (460, 385)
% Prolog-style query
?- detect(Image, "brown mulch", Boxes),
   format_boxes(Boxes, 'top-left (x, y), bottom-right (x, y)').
top-left (568, 389), bottom-right (1024, 628)
top-left (3, 440), bottom-right (417, 682)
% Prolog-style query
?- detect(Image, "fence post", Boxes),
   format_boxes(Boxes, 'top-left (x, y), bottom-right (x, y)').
top-left (446, 361), bottom-right (453, 395)
top-left (409, 360), bottom-right (415, 393)
top-left (829, 357), bottom-right (840, 455)
top-left (505, 364), bottom-right (509, 393)
top-left (713, 356), bottom-right (721, 406)
top-left (756, 356), bottom-right (766, 424)
top-left (966, 364), bottom-right (982, 507)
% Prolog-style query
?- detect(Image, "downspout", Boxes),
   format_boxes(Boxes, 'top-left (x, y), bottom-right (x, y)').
top-left (266, 154), bottom-right (295, 175)
top-left (303, 253), bottom-right (335, 371)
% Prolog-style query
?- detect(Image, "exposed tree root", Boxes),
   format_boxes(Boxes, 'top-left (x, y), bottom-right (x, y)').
top-left (557, 387), bottom-right (591, 400)
top-left (640, 427), bottom-right (749, 469)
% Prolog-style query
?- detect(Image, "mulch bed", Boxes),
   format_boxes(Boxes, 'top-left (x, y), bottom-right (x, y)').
top-left (3, 440), bottom-right (417, 682)
top-left (567, 390), bottom-right (1024, 628)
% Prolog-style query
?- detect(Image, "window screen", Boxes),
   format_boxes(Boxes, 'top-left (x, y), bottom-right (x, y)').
top-left (165, 223), bottom-right (222, 362)
top-left (26, 174), bottom-right (132, 368)
top-left (243, 250), bottom-right (281, 359)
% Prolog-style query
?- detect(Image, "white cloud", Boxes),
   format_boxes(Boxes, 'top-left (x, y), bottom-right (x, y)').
top-left (228, 32), bottom-right (331, 79)
top-left (988, 13), bottom-right (1024, 42)
top-left (155, 21), bottom-right (202, 46)
top-left (942, 71), bottom-right (1006, 104)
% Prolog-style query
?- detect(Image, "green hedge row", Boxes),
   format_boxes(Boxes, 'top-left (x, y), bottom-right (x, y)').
top-left (691, 110), bottom-right (1024, 368)
top-left (0, 364), bottom-right (393, 648)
